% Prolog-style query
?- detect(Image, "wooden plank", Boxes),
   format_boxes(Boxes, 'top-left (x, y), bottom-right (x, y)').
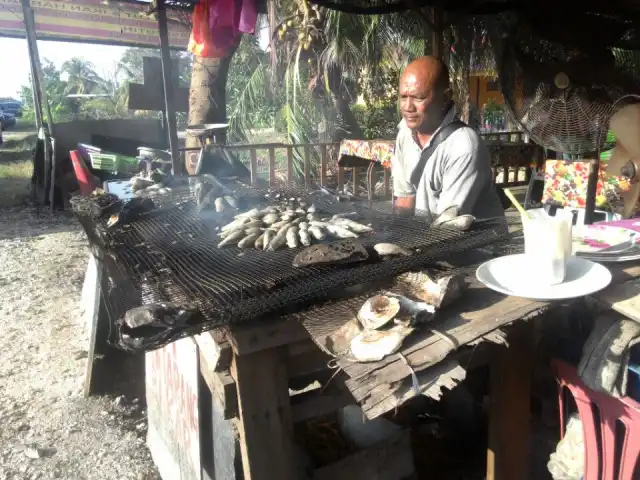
top-left (232, 348), bottom-right (296, 480)
top-left (287, 146), bottom-right (294, 184)
top-left (286, 348), bottom-right (332, 379)
top-left (320, 145), bottom-right (328, 186)
top-left (486, 322), bottom-right (534, 480)
top-left (195, 330), bottom-right (233, 372)
top-left (304, 146), bottom-right (311, 189)
top-left (312, 430), bottom-right (414, 480)
top-left (361, 358), bottom-right (467, 420)
top-left (225, 319), bottom-right (309, 355)
top-left (268, 147), bottom-right (277, 186)
top-left (250, 148), bottom-right (258, 186)
top-left (200, 360), bottom-right (238, 420)
top-left (591, 277), bottom-right (640, 323)
top-left (341, 284), bottom-right (549, 403)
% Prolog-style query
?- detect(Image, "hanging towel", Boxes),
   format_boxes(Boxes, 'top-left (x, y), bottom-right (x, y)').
top-left (188, 0), bottom-right (228, 58)
top-left (578, 310), bottom-right (640, 398)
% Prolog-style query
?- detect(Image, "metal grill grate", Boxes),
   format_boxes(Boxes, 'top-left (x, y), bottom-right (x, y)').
top-left (74, 183), bottom-right (511, 352)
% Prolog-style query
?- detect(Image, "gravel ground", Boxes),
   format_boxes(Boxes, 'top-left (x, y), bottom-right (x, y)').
top-left (0, 207), bottom-right (159, 480)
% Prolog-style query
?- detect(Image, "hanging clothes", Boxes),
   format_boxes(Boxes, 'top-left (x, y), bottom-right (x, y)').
top-left (188, 0), bottom-right (258, 58)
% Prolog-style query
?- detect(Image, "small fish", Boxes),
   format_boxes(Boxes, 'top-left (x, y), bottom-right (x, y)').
top-left (241, 219), bottom-right (265, 230)
top-left (270, 220), bottom-right (289, 230)
top-left (238, 232), bottom-right (261, 249)
top-left (214, 197), bottom-right (228, 212)
top-left (244, 227), bottom-right (263, 235)
top-left (435, 214), bottom-right (475, 231)
top-left (236, 208), bottom-right (261, 219)
top-left (221, 217), bottom-right (250, 232)
top-left (374, 243), bottom-right (412, 257)
top-left (263, 229), bottom-right (274, 251)
top-left (262, 213), bottom-right (279, 225)
top-left (299, 222), bottom-right (309, 231)
top-left (261, 207), bottom-right (279, 214)
top-left (218, 230), bottom-right (246, 248)
top-left (325, 224), bottom-right (359, 239)
top-left (299, 229), bottom-right (311, 246)
top-left (309, 220), bottom-right (329, 227)
top-left (295, 208), bottom-right (306, 215)
top-left (280, 214), bottom-right (295, 222)
top-left (254, 232), bottom-right (265, 249)
top-left (286, 226), bottom-right (300, 248)
top-left (268, 224), bottom-right (292, 251)
top-left (307, 204), bottom-right (317, 213)
top-left (332, 218), bottom-right (373, 233)
top-left (331, 212), bottom-right (358, 220)
top-left (307, 213), bottom-right (320, 222)
top-left (308, 225), bottom-right (326, 240)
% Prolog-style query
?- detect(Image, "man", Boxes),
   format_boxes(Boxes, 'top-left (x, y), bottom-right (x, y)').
top-left (392, 56), bottom-right (504, 219)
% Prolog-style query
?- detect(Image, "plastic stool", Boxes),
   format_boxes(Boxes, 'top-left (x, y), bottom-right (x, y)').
top-left (70, 149), bottom-right (97, 196)
top-left (553, 360), bottom-right (640, 480)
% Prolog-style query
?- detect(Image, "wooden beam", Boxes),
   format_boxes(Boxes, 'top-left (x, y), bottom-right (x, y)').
top-left (232, 348), bottom-right (296, 480)
top-left (431, 7), bottom-right (443, 59)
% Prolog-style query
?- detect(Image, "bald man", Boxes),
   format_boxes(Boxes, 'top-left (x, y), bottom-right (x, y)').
top-left (392, 56), bottom-right (504, 219)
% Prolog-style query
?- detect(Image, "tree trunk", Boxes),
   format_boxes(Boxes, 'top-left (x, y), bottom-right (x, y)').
top-left (186, 47), bottom-right (238, 174)
top-left (327, 67), bottom-right (363, 141)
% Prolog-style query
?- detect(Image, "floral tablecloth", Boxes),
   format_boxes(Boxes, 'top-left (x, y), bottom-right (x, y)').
top-left (339, 139), bottom-right (394, 169)
top-left (542, 159), bottom-right (633, 209)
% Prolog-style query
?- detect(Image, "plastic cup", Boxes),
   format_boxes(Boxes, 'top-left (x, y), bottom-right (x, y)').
top-left (521, 209), bottom-right (573, 286)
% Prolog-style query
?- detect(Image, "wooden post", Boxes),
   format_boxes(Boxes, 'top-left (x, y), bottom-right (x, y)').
top-left (250, 149), bottom-right (258, 186)
top-left (156, 0), bottom-right (181, 176)
top-left (286, 147), bottom-right (294, 184)
top-left (486, 322), bottom-right (534, 480)
top-left (231, 348), bottom-right (296, 480)
top-left (303, 146), bottom-right (311, 189)
top-left (320, 145), bottom-right (328, 187)
top-left (268, 147), bottom-right (276, 186)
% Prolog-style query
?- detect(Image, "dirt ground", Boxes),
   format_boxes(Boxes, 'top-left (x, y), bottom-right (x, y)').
top-left (0, 128), bottom-right (160, 479)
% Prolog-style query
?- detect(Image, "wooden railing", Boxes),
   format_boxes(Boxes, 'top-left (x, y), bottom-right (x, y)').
top-left (222, 132), bottom-right (540, 198)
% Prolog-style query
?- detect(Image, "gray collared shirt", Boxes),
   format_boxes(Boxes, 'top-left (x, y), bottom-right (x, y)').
top-left (392, 108), bottom-right (504, 219)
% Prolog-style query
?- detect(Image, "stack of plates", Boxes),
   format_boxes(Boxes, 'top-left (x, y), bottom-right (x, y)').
top-left (573, 224), bottom-right (640, 262)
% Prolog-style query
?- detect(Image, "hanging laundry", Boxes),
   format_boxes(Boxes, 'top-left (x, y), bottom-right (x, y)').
top-left (189, 0), bottom-right (258, 57)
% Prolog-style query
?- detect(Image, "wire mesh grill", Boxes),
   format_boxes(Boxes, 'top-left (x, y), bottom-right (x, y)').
top-left (73, 182), bottom-right (510, 352)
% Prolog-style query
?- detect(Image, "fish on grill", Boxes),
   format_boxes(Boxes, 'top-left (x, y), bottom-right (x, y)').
top-left (357, 295), bottom-right (400, 330)
top-left (350, 326), bottom-right (413, 362)
top-left (374, 243), bottom-right (412, 257)
top-left (396, 271), bottom-right (466, 309)
top-left (292, 239), bottom-right (368, 267)
top-left (106, 197), bottom-right (155, 229)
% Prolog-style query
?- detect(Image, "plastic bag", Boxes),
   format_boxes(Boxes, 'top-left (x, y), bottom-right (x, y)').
top-left (547, 413), bottom-right (585, 480)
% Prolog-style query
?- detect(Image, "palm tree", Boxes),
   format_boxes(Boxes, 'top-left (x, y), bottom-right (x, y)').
top-left (61, 58), bottom-right (100, 95)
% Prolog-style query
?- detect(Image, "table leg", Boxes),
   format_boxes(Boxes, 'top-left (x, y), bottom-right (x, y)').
top-left (486, 322), bottom-right (534, 480)
top-left (232, 347), bottom-right (296, 480)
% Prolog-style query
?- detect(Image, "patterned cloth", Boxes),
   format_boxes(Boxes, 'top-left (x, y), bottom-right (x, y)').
top-left (339, 139), bottom-right (394, 169)
top-left (541, 159), bottom-right (633, 209)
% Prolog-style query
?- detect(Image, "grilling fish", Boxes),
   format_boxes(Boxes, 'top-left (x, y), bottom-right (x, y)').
top-left (292, 239), bottom-right (368, 267)
top-left (350, 326), bottom-right (413, 362)
top-left (308, 225), bottom-right (326, 240)
top-left (434, 214), bottom-right (475, 231)
top-left (396, 272), bottom-right (466, 309)
top-left (299, 221), bottom-right (309, 231)
top-left (433, 205), bottom-right (459, 225)
top-left (357, 295), bottom-right (401, 330)
top-left (218, 229), bottom-right (246, 248)
top-left (262, 229), bottom-right (274, 251)
top-left (267, 224), bottom-right (292, 251)
top-left (238, 232), bottom-right (261, 249)
top-left (236, 208), bottom-right (261, 219)
top-left (254, 232), bottom-right (265, 249)
top-left (374, 243), bottom-right (412, 257)
top-left (221, 216), bottom-right (251, 232)
top-left (331, 218), bottom-right (373, 233)
top-left (325, 224), bottom-right (359, 239)
top-left (262, 213), bottom-right (279, 225)
top-left (286, 226), bottom-right (300, 248)
top-left (299, 229), bottom-right (311, 246)
top-left (244, 227), bottom-right (263, 235)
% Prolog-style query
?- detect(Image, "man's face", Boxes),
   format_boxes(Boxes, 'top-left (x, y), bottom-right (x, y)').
top-left (399, 71), bottom-right (444, 132)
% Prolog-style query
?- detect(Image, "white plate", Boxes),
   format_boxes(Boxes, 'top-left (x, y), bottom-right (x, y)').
top-left (476, 254), bottom-right (612, 300)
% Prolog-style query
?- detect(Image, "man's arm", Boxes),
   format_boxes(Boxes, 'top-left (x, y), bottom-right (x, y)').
top-left (392, 136), bottom-right (416, 212)
top-left (437, 150), bottom-right (493, 216)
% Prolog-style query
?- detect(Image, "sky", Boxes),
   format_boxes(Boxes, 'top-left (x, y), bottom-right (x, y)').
top-left (0, 37), bottom-right (127, 99)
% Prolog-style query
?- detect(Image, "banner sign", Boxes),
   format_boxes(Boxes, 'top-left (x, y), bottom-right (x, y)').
top-left (0, 0), bottom-right (190, 49)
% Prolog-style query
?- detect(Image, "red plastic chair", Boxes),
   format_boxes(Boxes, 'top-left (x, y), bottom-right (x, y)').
top-left (553, 360), bottom-right (640, 480)
top-left (70, 149), bottom-right (97, 196)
